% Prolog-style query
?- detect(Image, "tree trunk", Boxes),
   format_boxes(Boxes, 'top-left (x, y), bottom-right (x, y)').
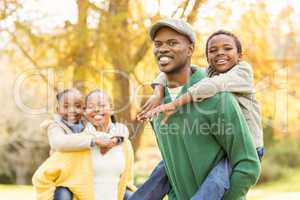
top-left (15, 162), bottom-right (27, 184)
top-left (112, 71), bottom-right (131, 122)
top-left (73, 0), bottom-right (90, 91)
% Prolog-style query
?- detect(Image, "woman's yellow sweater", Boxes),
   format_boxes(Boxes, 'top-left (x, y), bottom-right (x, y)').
top-left (32, 139), bottom-right (136, 200)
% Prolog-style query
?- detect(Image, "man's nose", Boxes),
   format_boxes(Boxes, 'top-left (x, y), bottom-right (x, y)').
top-left (158, 44), bottom-right (170, 54)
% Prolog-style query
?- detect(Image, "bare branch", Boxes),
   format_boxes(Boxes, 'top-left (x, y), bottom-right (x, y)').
top-left (171, 0), bottom-right (189, 18)
top-left (132, 71), bottom-right (144, 85)
top-left (89, 2), bottom-right (107, 14)
top-left (180, 0), bottom-right (190, 18)
top-left (187, 0), bottom-right (205, 24)
top-left (131, 39), bottom-right (151, 70)
top-left (0, 0), bottom-right (20, 21)
top-left (9, 32), bottom-right (59, 92)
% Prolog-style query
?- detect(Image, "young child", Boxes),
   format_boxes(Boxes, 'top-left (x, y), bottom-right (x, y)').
top-left (34, 88), bottom-right (126, 200)
top-left (134, 30), bottom-right (264, 200)
top-left (44, 88), bottom-right (121, 154)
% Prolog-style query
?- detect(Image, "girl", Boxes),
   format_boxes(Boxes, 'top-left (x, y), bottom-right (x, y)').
top-left (33, 89), bottom-right (135, 200)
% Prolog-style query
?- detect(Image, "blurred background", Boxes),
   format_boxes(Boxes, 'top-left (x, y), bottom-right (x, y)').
top-left (0, 0), bottom-right (299, 199)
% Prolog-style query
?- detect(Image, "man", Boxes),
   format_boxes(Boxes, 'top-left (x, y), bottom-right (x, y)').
top-left (132, 18), bottom-right (260, 200)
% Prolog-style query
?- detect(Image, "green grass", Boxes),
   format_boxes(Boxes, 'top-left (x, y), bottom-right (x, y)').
top-left (0, 184), bottom-right (34, 200)
top-left (255, 168), bottom-right (300, 192)
top-left (247, 168), bottom-right (300, 200)
top-left (1, 168), bottom-right (300, 200)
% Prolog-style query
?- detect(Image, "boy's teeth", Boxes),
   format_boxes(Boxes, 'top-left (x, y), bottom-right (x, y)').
top-left (217, 59), bottom-right (227, 64)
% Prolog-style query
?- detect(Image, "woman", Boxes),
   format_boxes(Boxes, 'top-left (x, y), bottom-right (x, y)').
top-left (32, 89), bottom-right (135, 200)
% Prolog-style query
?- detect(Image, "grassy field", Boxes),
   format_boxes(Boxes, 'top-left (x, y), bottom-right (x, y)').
top-left (0, 184), bottom-right (35, 200)
top-left (247, 168), bottom-right (300, 200)
top-left (1, 168), bottom-right (300, 200)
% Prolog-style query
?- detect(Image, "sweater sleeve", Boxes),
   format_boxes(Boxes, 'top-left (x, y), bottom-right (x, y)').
top-left (188, 62), bottom-right (254, 102)
top-left (213, 92), bottom-right (261, 200)
top-left (151, 72), bottom-right (167, 88)
top-left (125, 140), bottom-right (136, 191)
top-left (118, 140), bottom-right (136, 200)
top-left (110, 123), bottom-right (129, 139)
top-left (47, 123), bottom-right (94, 151)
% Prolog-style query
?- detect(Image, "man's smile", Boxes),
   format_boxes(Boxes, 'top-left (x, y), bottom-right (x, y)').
top-left (157, 55), bottom-right (174, 66)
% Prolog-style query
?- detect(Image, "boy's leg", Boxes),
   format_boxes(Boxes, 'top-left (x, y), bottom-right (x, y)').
top-left (53, 187), bottom-right (73, 200)
top-left (191, 158), bottom-right (231, 200)
top-left (123, 188), bottom-right (134, 200)
top-left (129, 160), bottom-right (171, 200)
top-left (256, 147), bottom-right (265, 161)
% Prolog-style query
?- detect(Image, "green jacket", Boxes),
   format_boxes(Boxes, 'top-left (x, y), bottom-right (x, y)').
top-left (151, 68), bottom-right (261, 200)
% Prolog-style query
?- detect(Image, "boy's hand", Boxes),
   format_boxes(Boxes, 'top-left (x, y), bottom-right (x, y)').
top-left (145, 102), bottom-right (177, 125)
top-left (137, 84), bottom-right (165, 121)
top-left (137, 94), bottom-right (162, 121)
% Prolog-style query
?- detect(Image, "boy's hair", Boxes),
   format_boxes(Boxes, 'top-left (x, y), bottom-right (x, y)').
top-left (205, 30), bottom-right (242, 57)
top-left (85, 89), bottom-right (117, 123)
top-left (56, 88), bottom-right (83, 102)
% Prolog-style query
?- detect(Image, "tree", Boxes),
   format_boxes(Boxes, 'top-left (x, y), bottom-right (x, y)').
top-left (0, 0), bottom-right (205, 183)
top-left (1, 0), bottom-right (205, 150)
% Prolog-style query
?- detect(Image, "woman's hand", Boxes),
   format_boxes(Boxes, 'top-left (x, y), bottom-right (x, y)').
top-left (95, 138), bottom-right (116, 155)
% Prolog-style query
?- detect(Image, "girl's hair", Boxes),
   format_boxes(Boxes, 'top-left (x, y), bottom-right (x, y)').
top-left (205, 30), bottom-right (242, 57)
top-left (56, 88), bottom-right (82, 102)
top-left (85, 89), bottom-right (117, 123)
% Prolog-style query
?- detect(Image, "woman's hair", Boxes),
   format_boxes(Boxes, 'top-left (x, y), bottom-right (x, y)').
top-left (205, 30), bottom-right (242, 58)
top-left (85, 89), bottom-right (117, 123)
top-left (56, 88), bottom-right (82, 102)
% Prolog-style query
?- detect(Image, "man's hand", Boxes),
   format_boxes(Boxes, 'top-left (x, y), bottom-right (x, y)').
top-left (145, 102), bottom-right (177, 125)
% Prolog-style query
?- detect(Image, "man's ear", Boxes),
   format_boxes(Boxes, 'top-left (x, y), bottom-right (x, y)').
top-left (187, 43), bottom-right (194, 57)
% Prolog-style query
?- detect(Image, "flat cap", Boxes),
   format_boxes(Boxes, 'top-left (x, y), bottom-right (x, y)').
top-left (149, 18), bottom-right (196, 44)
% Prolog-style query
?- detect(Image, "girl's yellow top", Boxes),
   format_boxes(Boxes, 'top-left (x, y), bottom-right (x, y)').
top-left (32, 121), bottom-right (136, 200)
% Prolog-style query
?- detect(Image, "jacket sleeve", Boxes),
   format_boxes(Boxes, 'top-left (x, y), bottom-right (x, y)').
top-left (125, 140), bottom-right (136, 191)
top-left (213, 92), bottom-right (261, 200)
top-left (151, 72), bottom-right (167, 88)
top-left (188, 62), bottom-right (254, 102)
top-left (110, 123), bottom-right (129, 139)
top-left (118, 140), bottom-right (136, 200)
top-left (47, 123), bottom-right (94, 151)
